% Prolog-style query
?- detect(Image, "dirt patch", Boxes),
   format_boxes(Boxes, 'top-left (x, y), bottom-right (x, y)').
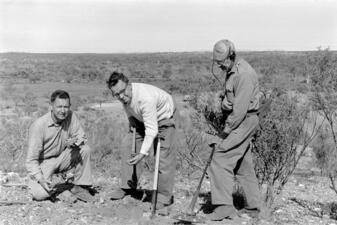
top-left (2, 156), bottom-right (337, 224)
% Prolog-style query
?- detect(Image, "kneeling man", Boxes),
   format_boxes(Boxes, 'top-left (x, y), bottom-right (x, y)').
top-left (26, 90), bottom-right (93, 202)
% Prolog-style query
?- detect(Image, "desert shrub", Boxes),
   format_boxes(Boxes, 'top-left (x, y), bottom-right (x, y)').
top-left (253, 91), bottom-right (318, 209)
top-left (71, 96), bottom-right (87, 111)
top-left (28, 74), bottom-right (41, 83)
top-left (22, 91), bottom-right (38, 115)
top-left (0, 81), bottom-right (17, 101)
top-left (186, 89), bottom-right (317, 212)
top-left (78, 110), bottom-right (128, 175)
top-left (177, 91), bottom-right (229, 177)
top-left (310, 48), bottom-right (337, 194)
top-left (0, 116), bottom-right (33, 173)
top-left (177, 128), bottom-right (209, 177)
top-left (311, 126), bottom-right (334, 174)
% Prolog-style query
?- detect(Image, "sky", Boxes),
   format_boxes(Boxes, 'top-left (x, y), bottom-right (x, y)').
top-left (0, 0), bottom-right (336, 53)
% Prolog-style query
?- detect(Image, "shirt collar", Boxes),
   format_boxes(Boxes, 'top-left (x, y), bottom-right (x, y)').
top-left (227, 57), bottom-right (240, 76)
top-left (47, 111), bottom-right (61, 127)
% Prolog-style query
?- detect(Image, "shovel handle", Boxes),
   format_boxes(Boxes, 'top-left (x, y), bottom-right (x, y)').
top-left (151, 139), bottom-right (161, 218)
top-left (130, 127), bottom-right (138, 189)
top-left (187, 144), bottom-right (216, 214)
top-left (131, 127), bottom-right (136, 154)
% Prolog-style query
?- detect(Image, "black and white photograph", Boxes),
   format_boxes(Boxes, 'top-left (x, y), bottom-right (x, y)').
top-left (0, 0), bottom-right (336, 224)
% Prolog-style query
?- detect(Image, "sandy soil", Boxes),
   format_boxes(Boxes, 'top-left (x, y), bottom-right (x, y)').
top-left (1, 155), bottom-right (337, 225)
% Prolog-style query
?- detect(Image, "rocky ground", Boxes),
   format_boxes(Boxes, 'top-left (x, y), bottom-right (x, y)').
top-left (1, 155), bottom-right (337, 225)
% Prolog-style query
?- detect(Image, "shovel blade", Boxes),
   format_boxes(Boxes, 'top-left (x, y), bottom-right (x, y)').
top-left (172, 213), bottom-right (206, 223)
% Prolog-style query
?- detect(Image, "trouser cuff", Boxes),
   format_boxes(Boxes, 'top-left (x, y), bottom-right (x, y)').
top-left (157, 193), bottom-right (173, 205)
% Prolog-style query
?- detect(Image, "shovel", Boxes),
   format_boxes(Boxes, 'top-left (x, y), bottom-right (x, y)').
top-left (172, 143), bottom-right (217, 223)
top-left (150, 138), bottom-right (161, 219)
top-left (130, 127), bottom-right (137, 189)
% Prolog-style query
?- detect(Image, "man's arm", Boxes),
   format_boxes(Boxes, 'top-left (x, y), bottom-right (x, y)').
top-left (223, 73), bottom-right (254, 134)
top-left (68, 112), bottom-right (87, 147)
top-left (138, 99), bottom-right (158, 156)
top-left (128, 99), bottom-right (158, 165)
top-left (26, 122), bottom-right (44, 181)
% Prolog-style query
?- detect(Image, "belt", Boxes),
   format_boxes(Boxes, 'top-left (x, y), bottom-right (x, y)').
top-left (247, 110), bottom-right (258, 115)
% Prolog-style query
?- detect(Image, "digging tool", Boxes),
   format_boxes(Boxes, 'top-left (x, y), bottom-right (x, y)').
top-left (172, 143), bottom-right (217, 223)
top-left (0, 201), bottom-right (31, 206)
top-left (150, 138), bottom-right (161, 219)
top-left (1, 183), bottom-right (28, 188)
top-left (130, 127), bottom-right (137, 189)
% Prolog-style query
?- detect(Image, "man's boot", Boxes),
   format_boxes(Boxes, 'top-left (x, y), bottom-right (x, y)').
top-left (206, 205), bottom-right (238, 221)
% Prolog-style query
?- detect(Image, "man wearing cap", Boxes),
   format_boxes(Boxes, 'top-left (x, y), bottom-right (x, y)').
top-left (207, 39), bottom-right (261, 220)
top-left (106, 72), bottom-right (177, 214)
top-left (26, 90), bottom-right (94, 202)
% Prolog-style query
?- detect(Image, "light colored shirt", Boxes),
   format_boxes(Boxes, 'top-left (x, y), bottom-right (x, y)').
top-left (223, 57), bottom-right (260, 134)
top-left (123, 83), bottom-right (175, 155)
top-left (26, 111), bottom-right (86, 181)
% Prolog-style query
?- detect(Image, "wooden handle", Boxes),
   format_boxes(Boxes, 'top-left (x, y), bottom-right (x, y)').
top-left (187, 144), bottom-right (216, 214)
top-left (131, 127), bottom-right (136, 154)
top-left (151, 139), bottom-right (161, 218)
top-left (153, 139), bottom-right (161, 190)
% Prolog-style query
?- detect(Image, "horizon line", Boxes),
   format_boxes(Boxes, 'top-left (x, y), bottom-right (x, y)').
top-left (0, 49), bottom-right (332, 54)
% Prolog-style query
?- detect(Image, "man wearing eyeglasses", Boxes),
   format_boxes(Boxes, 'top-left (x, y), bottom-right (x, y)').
top-left (106, 72), bottom-right (177, 213)
top-left (206, 39), bottom-right (261, 221)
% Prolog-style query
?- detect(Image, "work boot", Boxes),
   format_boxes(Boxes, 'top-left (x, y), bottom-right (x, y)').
top-left (110, 188), bottom-right (139, 200)
top-left (239, 207), bottom-right (260, 219)
top-left (206, 205), bottom-right (238, 221)
top-left (70, 185), bottom-right (95, 203)
top-left (57, 190), bottom-right (78, 204)
top-left (154, 202), bottom-right (172, 216)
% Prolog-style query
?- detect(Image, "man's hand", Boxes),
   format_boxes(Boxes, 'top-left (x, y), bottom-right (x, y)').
top-left (127, 153), bottom-right (146, 165)
top-left (218, 131), bottom-right (229, 139)
top-left (216, 91), bottom-right (225, 101)
top-left (128, 117), bottom-right (137, 132)
top-left (38, 178), bottom-right (53, 193)
top-left (221, 97), bottom-right (233, 111)
top-left (205, 129), bottom-right (229, 139)
top-left (65, 136), bottom-right (78, 148)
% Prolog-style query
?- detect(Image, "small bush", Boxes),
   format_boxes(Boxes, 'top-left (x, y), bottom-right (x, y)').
top-left (186, 89), bottom-right (317, 213)
top-left (0, 117), bottom-right (33, 173)
top-left (311, 127), bottom-right (334, 174)
top-left (78, 110), bottom-right (128, 175)
top-left (310, 48), bottom-right (337, 194)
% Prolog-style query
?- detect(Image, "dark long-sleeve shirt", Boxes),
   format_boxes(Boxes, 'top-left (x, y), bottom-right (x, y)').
top-left (223, 57), bottom-right (260, 134)
top-left (26, 111), bottom-right (86, 181)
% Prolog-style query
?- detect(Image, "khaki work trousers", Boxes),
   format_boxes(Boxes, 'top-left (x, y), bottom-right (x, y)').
top-left (28, 145), bottom-right (93, 200)
top-left (121, 116), bottom-right (177, 205)
top-left (209, 113), bottom-right (261, 208)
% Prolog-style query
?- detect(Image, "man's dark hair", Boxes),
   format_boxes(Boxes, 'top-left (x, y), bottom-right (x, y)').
top-left (106, 71), bottom-right (129, 89)
top-left (50, 90), bottom-right (70, 103)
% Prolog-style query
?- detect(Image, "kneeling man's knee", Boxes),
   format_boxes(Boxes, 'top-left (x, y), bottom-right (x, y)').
top-left (28, 179), bottom-right (50, 201)
top-left (80, 144), bottom-right (92, 156)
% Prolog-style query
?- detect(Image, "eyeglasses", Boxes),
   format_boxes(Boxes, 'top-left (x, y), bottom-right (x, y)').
top-left (214, 59), bottom-right (226, 66)
top-left (111, 86), bottom-right (127, 99)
